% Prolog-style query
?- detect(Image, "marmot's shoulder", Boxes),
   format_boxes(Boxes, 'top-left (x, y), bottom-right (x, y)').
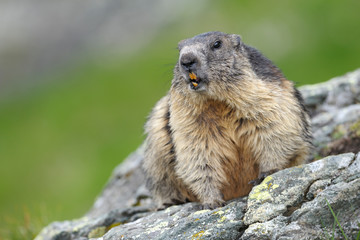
top-left (243, 44), bottom-right (285, 83)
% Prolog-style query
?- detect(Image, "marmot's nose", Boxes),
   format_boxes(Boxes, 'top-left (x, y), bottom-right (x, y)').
top-left (180, 53), bottom-right (198, 72)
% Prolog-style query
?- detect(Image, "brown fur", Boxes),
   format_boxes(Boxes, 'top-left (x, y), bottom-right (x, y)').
top-left (143, 32), bottom-right (312, 209)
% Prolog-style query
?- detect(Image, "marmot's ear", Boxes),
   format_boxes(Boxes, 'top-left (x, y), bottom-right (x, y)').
top-left (230, 34), bottom-right (243, 51)
top-left (177, 40), bottom-right (186, 51)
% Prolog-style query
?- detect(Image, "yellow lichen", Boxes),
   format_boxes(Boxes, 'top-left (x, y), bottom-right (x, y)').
top-left (212, 210), bottom-right (224, 215)
top-left (249, 176), bottom-right (279, 201)
top-left (72, 217), bottom-right (90, 232)
top-left (145, 221), bottom-right (168, 234)
top-left (218, 216), bottom-right (227, 223)
top-left (193, 209), bottom-right (211, 215)
top-left (191, 230), bottom-right (205, 240)
top-left (88, 226), bottom-right (106, 238)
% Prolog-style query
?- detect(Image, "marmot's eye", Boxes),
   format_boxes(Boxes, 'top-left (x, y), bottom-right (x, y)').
top-left (212, 40), bottom-right (222, 49)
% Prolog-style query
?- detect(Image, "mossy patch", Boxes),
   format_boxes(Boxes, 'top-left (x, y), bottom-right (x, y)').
top-left (88, 226), bottom-right (106, 238)
top-left (107, 222), bottom-right (122, 231)
top-left (87, 222), bottom-right (123, 238)
top-left (320, 120), bottom-right (360, 157)
top-left (331, 125), bottom-right (346, 140)
top-left (322, 120), bottom-right (360, 156)
top-left (350, 120), bottom-right (360, 136)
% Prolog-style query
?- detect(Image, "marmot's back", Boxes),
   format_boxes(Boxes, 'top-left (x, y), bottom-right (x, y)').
top-left (143, 31), bottom-right (312, 209)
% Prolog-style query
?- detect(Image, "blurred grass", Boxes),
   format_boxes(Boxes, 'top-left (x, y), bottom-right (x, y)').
top-left (0, 45), bottom-right (175, 238)
top-left (1, 0), bottom-right (360, 238)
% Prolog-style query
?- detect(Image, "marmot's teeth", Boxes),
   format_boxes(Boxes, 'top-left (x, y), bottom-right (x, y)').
top-left (189, 72), bottom-right (197, 80)
top-left (191, 82), bottom-right (198, 87)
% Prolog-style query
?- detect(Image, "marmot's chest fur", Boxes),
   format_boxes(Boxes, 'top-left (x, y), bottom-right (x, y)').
top-left (169, 94), bottom-right (258, 201)
top-left (143, 31), bottom-right (312, 209)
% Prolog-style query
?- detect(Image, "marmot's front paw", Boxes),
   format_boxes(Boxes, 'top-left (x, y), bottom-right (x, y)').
top-left (156, 198), bottom-right (186, 210)
top-left (249, 169), bottom-right (279, 186)
top-left (199, 200), bottom-right (225, 210)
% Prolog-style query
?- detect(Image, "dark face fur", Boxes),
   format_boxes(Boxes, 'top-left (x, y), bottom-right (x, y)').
top-left (172, 32), bottom-right (248, 98)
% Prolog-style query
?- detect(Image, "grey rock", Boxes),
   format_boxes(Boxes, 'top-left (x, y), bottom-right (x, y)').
top-left (242, 153), bottom-right (360, 240)
top-left (299, 68), bottom-right (360, 109)
top-left (86, 145), bottom-right (152, 218)
top-left (103, 199), bottom-right (246, 240)
top-left (286, 178), bottom-right (360, 239)
top-left (334, 104), bottom-right (360, 125)
top-left (36, 206), bottom-right (154, 240)
top-left (243, 153), bottom-right (355, 225)
top-left (300, 69), bottom-right (360, 157)
top-left (240, 216), bottom-right (288, 240)
top-left (36, 152), bottom-right (360, 240)
top-left (36, 69), bottom-right (360, 240)
top-left (305, 178), bottom-right (331, 200)
top-left (311, 103), bottom-right (360, 154)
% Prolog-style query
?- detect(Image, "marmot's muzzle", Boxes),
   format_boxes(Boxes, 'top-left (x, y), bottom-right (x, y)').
top-left (180, 52), bottom-right (199, 73)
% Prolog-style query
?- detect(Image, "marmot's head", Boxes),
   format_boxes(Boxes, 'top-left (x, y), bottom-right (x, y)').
top-left (172, 31), bottom-right (252, 98)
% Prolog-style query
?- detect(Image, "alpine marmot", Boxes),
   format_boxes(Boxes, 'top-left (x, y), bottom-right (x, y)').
top-left (143, 31), bottom-right (312, 209)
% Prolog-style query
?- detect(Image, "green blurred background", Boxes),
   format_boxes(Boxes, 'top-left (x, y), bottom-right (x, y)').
top-left (1, 0), bottom-right (359, 238)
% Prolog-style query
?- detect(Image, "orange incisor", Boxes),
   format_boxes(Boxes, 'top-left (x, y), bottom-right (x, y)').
top-left (189, 72), bottom-right (197, 80)
top-left (189, 72), bottom-right (198, 87)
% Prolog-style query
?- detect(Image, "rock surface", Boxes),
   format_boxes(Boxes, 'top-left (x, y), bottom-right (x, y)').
top-left (36, 69), bottom-right (360, 240)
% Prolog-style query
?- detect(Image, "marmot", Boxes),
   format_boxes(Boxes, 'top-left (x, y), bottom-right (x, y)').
top-left (143, 31), bottom-right (312, 209)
